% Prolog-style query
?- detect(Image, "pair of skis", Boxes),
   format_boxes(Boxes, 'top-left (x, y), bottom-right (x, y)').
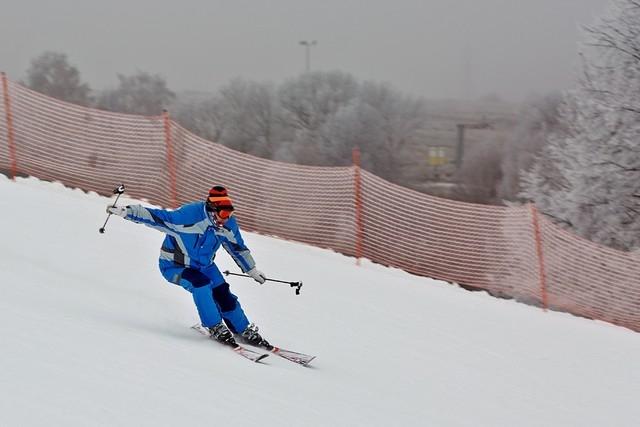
top-left (191, 324), bottom-right (315, 366)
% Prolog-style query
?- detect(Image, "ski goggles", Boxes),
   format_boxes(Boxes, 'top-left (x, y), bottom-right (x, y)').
top-left (206, 196), bottom-right (235, 219)
top-left (214, 207), bottom-right (234, 220)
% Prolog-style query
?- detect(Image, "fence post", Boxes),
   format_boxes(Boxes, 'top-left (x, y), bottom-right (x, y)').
top-left (530, 204), bottom-right (548, 310)
top-left (353, 147), bottom-right (364, 265)
top-left (162, 110), bottom-right (178, 208)
top-left (1, 72), bottom-right (17, 180)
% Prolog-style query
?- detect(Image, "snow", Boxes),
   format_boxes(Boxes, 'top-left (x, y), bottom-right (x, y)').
top-left (1, 175), bottom-right (639, 427)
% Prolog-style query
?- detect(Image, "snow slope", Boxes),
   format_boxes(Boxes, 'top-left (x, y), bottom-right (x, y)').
top-left (1, 176), bottom-right (639, 427)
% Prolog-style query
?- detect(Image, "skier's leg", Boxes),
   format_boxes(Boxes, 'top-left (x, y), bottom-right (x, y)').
top-left (201, 264), bottom-right (250, 333)
top-left (201, 267), bottom-right (269, 347)
top-left (159, 263), bottom-right (186, 288)
top-left (211, 282), bottom-right (250, 333)
top-left (187, 278), bottom-right (223, 328)
top-left (160, 264), bottom-right (222, 327)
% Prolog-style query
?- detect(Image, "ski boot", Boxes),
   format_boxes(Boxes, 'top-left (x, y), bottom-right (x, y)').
top-left (208, 322), bottom-right (237, 347)
top-left (238, 323), bottom-right (272, 349)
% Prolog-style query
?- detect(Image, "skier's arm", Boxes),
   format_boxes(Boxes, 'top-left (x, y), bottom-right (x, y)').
top-left (219, 217), bottom-right (257, 273)
top-left (119, 204), bottom-right (189, 234)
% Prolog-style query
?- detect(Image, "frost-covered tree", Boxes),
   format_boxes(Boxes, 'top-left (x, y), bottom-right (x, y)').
top-left (354, 82), bottom-right (428, 183)
top-left (97, 71), bottom-right (175, 116)
top-left (171, 70), bottom-right (427, 182)
top-left (308, 80), bottom-right (428, 182)
top-left (278, 71), bottom-right (359, 165)
top-left (23, 51), bottom-right (92, 106)
top-left (318, 102), bottom-right (373, 166)
top-left (216, 79), bottom-right (283, 158)
top-left (172, 94), bottom-right (225, 144)
top-left (521, 0), bottom-right (640, 250)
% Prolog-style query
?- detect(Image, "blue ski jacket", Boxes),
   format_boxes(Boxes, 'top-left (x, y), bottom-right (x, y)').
top-left (123, 201), bottom-right (256, 274)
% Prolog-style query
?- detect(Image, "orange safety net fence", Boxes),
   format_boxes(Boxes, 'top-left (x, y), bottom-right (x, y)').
top-left (2, 75), bottom-right (639, 332)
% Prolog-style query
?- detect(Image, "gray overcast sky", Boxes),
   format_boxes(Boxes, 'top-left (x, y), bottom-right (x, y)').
top-left (0, 0), bottom-right (609, 101)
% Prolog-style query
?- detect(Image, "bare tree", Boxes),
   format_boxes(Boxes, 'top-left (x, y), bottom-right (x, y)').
top-left (318, 103), bottom-right (371, 166)
top-left (23, 51), bottom-right (92, 106)
top-left (172, 94), bottom-right (225, 144)
top-left (278, 71), bottom-right (359, 165)
top-left (97, 71), bottom-right (175, 116)
top-left (171, 71), bottom-right (427, 183)
top-left (357, 82), bottom-right (428, 183)
top-left (216, 79), bottom-right (283, 158)
top-left (277, 73), bottom-right (428, 180)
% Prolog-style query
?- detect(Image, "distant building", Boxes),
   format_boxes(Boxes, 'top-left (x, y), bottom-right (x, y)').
top-left (412, 97), bottom-right (517, 190)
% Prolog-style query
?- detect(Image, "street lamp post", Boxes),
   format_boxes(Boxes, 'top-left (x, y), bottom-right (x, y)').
top-left (299, 40), bottom-right (317, 72)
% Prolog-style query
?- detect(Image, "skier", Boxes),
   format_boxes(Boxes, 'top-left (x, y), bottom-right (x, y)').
top-left (106, 185), bottom-right (271, 349)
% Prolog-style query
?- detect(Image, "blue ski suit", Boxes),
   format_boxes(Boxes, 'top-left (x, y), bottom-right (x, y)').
top-left (123, 201), bottom-right (256, 332)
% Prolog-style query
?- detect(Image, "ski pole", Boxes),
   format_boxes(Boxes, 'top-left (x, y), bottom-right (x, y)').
top-left (223, 270), bottom-right (303, 295)
top-left (99, 184), bottom-right (126, 234)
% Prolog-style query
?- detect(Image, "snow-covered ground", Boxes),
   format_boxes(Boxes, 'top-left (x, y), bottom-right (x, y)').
top-left (1, 175), bottom-right (639, 427)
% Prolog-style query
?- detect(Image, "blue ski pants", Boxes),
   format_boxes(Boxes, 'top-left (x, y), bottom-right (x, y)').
top-left (159, 261), bottom-right (250, 333)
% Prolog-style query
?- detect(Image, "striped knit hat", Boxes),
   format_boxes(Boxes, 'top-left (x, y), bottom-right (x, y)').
top-left (206, 185), bottom-right (234, 216)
